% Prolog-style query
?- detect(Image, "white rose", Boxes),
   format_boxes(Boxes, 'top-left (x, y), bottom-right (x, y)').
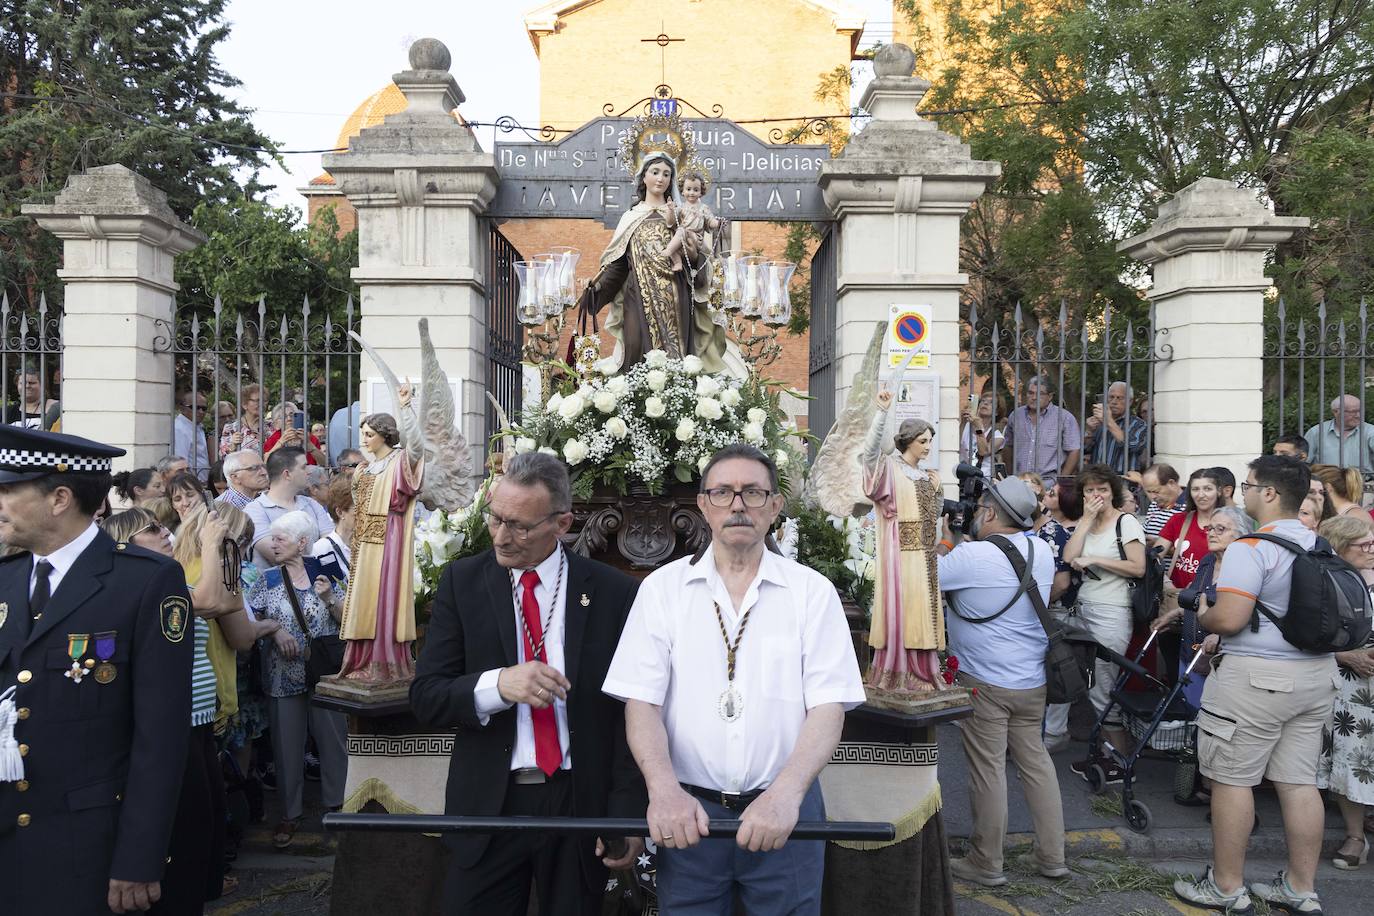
top-left (605, 416), bottom-right (629, 439)
top-left (695, 375), bottom-right (721, 397)
top-left (698, 455), bottom-right (711, 473)
top-left (563, 438), bottom-right (589, 465)
top-left (743, 421), bottom-right (765, 445)
top-left (537, 446), bottom-right (557, 456)
top-left (747, 407), bottom-right (768, 425)
top-left (775, 449), bottom-right (789, 468)
top-left (514, 436), bottom-right (536, 454)
top-left (607, 375), bottom-right (630, 397)
top-left (557, 393), bottom-right (585, 422)
top-left (644, 396), bottom-right (666, 418)
top-left (645, 349), bottom-right (668, 369)
top-left (675, 418), bottom-right (696, 442)
top-left (646, 369), bottom-right (667, 392)
top-left (720, 388), bottom-right (742, 408)
top-left (682, 354), bottom-right (704, 375)
top-left (545, 392), bottom-right (564, 415)
top-left (593, 389), bottom-right (618, 414)
top-left (695, 397), bottom-right (723, 421)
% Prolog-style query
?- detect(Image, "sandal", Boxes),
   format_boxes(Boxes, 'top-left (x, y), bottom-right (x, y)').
top-left (1365, 812), bottom-right (1374, 836)
top-left (1333, 835), bottom-right (1370, 869)
top-left (272, 817), bottom-right (300, 850)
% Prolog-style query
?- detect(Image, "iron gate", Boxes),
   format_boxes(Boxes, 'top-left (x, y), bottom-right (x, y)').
top-left (485, 224), bottom-right (524, 446)
top-left (806, 228), bottom-right (837, 455)
top-left (0, 292), bottom-right (62, 428)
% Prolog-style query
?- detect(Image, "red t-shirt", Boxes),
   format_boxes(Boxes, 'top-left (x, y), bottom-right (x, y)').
top-left (1159, 511), bottom-right (1207, 588)
top-left (264, 430), bottom-right (323, 465)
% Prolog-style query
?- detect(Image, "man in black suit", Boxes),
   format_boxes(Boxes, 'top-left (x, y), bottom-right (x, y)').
top-left (0, 426), bottom-right (193, 913)
top-left (410, 451), bottom-right (646, 916)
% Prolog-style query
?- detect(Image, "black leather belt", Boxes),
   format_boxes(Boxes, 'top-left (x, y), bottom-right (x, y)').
top-left (682, 783), bottom-right (764, 813)
top-left (511, 767), bottom-right (569, 785)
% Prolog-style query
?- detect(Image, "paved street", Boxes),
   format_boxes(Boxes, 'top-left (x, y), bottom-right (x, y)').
top-left (211, 717), bottom-right (1369, 915)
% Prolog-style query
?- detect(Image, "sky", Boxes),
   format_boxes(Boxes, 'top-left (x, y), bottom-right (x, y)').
top-left (216, 0), bottom-right (897, 220)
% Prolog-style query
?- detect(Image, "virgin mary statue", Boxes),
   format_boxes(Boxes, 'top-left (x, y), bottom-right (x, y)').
top-left (578, 150), bottom-right (728, 374)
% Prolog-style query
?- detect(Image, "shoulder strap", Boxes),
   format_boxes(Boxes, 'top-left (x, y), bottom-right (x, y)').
top-left (995, 534), bottom-right (1056, 633)
top-left (281, 569), bottom-right (312, 640)
top-left (327, 535), bottom-right (351, 572)
top-left (949, 536), bottom-right (1035, 625)
top-left (1115, 513), bottom-right (1126, 560)
top-left (1166, 512), bottom-right (1194, 578)
top-left (1235, 531), bottom-right (1305, 631)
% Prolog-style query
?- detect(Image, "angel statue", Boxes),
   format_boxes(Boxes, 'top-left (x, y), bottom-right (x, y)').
top-left (332, 319), bottom-right (474, 685)
top-left (808, 326), bottom-right (947, 707)
top-left (576, 106), bottom-right (728, 375)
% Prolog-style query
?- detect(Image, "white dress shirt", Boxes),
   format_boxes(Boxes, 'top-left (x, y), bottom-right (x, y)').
top-left (173, 412), bottom-right (211, 480)
top-left (30, 522), bottom-right (100, 600)
top-left (603, 544), bottom-right (865, 794)
top-left (473, 545), bottom-right (573, 771)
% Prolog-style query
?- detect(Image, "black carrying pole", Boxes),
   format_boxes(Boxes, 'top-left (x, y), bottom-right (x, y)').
top-left (323, 813), bottom-right (895, 842)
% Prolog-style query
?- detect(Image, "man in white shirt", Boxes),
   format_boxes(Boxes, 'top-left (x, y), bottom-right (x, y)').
top-left (604, 444), bottom-right (865, 914)
top-left (172, 387), bottom-right (211, 482)
top-left (243, 447), bottom-right (333, 566)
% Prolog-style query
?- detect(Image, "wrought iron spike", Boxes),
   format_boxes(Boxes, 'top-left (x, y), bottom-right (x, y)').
top-left (1013, 301), bottom-right (1023, 327)
top-left (968, 301), bottom-right (978, 325)
top-left (346, 296), bottom-right (354, 322)
top-left (1297, 320), bottom-right (1307, 344)
top-left (1362, 297), bottom-right (1369, 322)
top-left (1318, 299), bottom-right (1327, 324)
top-left (301, 295), bottom-right (310, 318)
top-left (37, 292), bottom-right (47, 317)
top-left (0, 291), bottom-right (8, 314)
top-left (324, 315), bottom-right (334, 336)
top-left (258, 295), bottom-right (267, 320)
top-left (213, 294), bottom-right (223, 317)
top-left (1058, 299), bottom-right (1068, 324)
top-left (235, 314), bottom-right (244, 340)
top-left (191, 313), bottom-right (201, 335)
top-left (279, 315), bottom-right (288, 338)
top-left (1339, 320), bottom-right (1347, 346)
top-left (1276, 297), bottom-right (1286, 321)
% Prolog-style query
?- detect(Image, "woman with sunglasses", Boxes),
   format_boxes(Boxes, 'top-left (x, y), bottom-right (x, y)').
top-left (1316, 515), bottom-right (1374, 868)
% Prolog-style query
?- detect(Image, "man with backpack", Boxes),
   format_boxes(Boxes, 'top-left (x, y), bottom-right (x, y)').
top-left (1175, 454), bottom-right (1365, 915)
top-left (940, 477), bottom-right (1068, 888)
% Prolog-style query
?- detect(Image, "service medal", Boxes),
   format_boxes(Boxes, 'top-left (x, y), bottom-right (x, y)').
top-left (65, 633), bottom-right (90, 684)
top-left (94, 632), bottom-right (117, 684)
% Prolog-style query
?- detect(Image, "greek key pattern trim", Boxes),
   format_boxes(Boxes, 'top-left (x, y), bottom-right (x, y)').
top-left (829, 743), bottom-right (938, 766)
top-left (349, 734), bottom-right (455, 757)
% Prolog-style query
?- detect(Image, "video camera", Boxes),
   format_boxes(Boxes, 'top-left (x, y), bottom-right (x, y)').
top-left (941, 462), bottom-right (987, 536)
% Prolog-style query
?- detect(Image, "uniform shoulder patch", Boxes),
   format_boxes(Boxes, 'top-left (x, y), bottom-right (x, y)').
top-left (160, 595), bottom-right (189, 643)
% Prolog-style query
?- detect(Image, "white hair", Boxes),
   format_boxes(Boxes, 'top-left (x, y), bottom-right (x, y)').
top-left (269, 509), bottom-right (318, 547)
top-left (222, 450), bottom-right (259, 475)
top-left (1332, 394), bottom-right (1361, 411)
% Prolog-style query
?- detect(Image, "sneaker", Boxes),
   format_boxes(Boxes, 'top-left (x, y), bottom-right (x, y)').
top-left (1070, 758), bottom-right (1124, 785)
top-left (950, 856), bottom-right (1008, 887)
top-left (1011, 853), bottom-right (1069, 879)
top-left (1173, 866), bottom-right (1254, 914)
top-left (1043, 732), bottom-right (1072, 754)
top-left (1248, 870), bottom-right (1322, 914)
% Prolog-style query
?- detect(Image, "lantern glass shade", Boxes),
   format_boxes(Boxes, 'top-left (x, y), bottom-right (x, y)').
top-left (513, 260), bottom-right (551, 325)
top-left (548, 246), bottom-right (580, 309)
top-left (720, 251), bottom-right (742, 311)
top-left (737, 256), bottom-right (765, 318)
top-left (762, 261), bottom-right (797, 326)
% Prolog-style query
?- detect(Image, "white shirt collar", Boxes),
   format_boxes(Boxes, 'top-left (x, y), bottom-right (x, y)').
top-left (34, 521), bottom-right (100, 577)
top-left (684, 542), bottom-right (790, 589)
top-left (520, 542), bottom-right (565, 588)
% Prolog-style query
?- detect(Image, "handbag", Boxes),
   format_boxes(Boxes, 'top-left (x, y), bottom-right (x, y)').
top-left (985, 535), bottom-right (1089, 705)
top-left (566, 287), bottom-right (601, 376)
top-left (1116, 514), bottom-right (1164, 627)
top-left (282, 571), bottom-right (345, 689)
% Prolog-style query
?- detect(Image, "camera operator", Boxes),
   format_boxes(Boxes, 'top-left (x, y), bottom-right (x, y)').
top-left (940, 476), bottom-right (1067, 888)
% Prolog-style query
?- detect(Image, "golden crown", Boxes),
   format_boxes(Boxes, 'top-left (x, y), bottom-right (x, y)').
top-left (619, 105), bottom-right (709, 181)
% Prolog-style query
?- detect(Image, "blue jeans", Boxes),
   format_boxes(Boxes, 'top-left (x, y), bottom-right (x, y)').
top-left (656, 781), bottom-right (826, 916)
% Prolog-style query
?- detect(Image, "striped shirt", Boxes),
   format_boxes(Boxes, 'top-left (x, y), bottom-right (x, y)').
top-left (191, 616), bottom-right (217, 726)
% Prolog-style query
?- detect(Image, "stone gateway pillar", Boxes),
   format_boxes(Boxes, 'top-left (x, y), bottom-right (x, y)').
top-left (1118, 178), bottom-right (1307, 477)
top-left (23, 165), bottom-right (204, 468)
top-left (322, 38), bottom-right (498, 477)
top-left (818, 44), bottom-right (1000, 480)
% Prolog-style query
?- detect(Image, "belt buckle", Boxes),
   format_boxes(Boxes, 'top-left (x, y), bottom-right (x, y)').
top-left (719, 791), bottom-right (741, 810)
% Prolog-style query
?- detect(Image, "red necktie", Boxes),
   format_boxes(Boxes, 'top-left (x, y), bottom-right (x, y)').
top-left (520, 569), bottom-right (562, 776)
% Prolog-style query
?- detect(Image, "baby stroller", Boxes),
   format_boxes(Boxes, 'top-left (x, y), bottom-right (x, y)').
top-left (1076, 628), bottom-right (1209, 833)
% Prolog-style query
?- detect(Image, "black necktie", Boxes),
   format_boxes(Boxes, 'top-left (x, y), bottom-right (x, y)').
top-left (31, 560), bottom-right (52, 620)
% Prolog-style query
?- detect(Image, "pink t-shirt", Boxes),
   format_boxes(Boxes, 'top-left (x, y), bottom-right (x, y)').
top-left (1160, 511), bottom-right (1207, 588)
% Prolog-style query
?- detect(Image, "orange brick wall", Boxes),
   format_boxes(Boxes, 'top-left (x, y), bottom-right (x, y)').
top-left (306, 194), bottom-right (357, 235)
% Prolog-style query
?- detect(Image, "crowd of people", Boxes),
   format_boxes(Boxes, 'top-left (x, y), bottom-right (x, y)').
top-left (949, 386), bottom-right (1374, 914)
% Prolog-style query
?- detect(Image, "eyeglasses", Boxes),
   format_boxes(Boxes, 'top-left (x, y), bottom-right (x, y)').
top-left (1203, 525), bottom-right (1236, 534)
top-left (1353, 540), bottom-right (1374, 552)
top-left (180, 403), bottom-right (207, 412)
top-left (339, 461), bottom-right (363, 470)
top-left (133, 522), bottom-right (168, 538)
top-left (1238, 481), bottom-right (1272, 495)
top-left (703, 486), bottom-right (774, 509)
top-left (483, 510), bottom-right (560, 540)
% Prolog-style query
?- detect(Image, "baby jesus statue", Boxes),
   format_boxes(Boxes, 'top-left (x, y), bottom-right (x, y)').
top-left (674, 169), bottom-right (723, 237)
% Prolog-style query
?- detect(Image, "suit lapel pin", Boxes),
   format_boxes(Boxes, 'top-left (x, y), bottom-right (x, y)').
top-left (580, 593), bottom-right (590, 607)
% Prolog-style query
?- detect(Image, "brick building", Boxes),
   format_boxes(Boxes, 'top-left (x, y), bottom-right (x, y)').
top-left (304, 0), bottom-right (868, 409)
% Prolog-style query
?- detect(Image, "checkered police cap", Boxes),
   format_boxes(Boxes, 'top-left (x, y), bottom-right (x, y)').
top-left (0, 425), bottom-right (125, 484)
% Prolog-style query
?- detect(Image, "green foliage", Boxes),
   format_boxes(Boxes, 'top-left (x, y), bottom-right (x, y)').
top-left (0, 0), bottom-right (278, 309)
top-left (793, 506), bottom-right (873, 613)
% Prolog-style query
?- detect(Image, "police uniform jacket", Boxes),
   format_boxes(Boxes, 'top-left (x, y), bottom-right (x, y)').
top-left (0, 528), bottom-right (193, 913)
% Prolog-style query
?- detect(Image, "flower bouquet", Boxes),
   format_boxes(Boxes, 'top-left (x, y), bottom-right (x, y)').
top-left (412, 481), bottom-right (493, 620)
top-left (505, 350), bottom-right (807, 499)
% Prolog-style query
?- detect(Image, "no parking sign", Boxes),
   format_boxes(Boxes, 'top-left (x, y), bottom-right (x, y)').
top-left (886, 304), bottom-right (933, 368)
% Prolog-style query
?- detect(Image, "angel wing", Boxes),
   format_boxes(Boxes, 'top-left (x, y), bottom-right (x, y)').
top-left (485, 391), bottom-right (515, 473)
top-left (349, 319), bottom-right (474, 512)
top-left (805, 323), bottom-right (887, 518)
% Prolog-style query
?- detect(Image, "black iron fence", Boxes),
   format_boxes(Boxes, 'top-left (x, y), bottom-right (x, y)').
top-left (486, 224), bottom-right (523, 448)
top-left (806, 229), bottom-right (837, 456)
top-left (1262, 298), bottom-right (1374, 469)
top-left (154, 295), bottom-right (360, 474)
top-left (964, 300), bottom-right (1172, 478)
top-left (0, 292), bottom-right (63, 429)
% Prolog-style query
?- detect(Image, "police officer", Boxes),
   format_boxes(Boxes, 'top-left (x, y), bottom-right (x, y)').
top-left (0, 427), bottom-right (192, 913)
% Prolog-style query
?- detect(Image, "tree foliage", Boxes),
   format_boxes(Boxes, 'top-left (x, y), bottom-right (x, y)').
top-left (0, 0), bottom-right (279, 308)
top-left (898, 0), bottom-right (1374, 325)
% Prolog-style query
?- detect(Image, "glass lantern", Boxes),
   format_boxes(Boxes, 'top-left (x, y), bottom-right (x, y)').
top-left (737, 256), bottom-right (765, 318)
top-left (719, 251), bottom-right (742, 311)
top-left (513, 260), bottom-right (551, 325)
top-left (548, 246), bottom-right (580, 310)
top-left (762, 261), bottom-right (797, 326)
top-left (532, 253), bottom-right (562, 318)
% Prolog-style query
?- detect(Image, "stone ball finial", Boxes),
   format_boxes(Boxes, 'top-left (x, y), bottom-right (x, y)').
top-left (872, 43), bottom-right (917, 79)
top-left (408, 38), bottom-right (451, 72)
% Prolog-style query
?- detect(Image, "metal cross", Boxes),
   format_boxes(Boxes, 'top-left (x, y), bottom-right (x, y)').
top-left (640, 23), bottom-right (685, 85)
